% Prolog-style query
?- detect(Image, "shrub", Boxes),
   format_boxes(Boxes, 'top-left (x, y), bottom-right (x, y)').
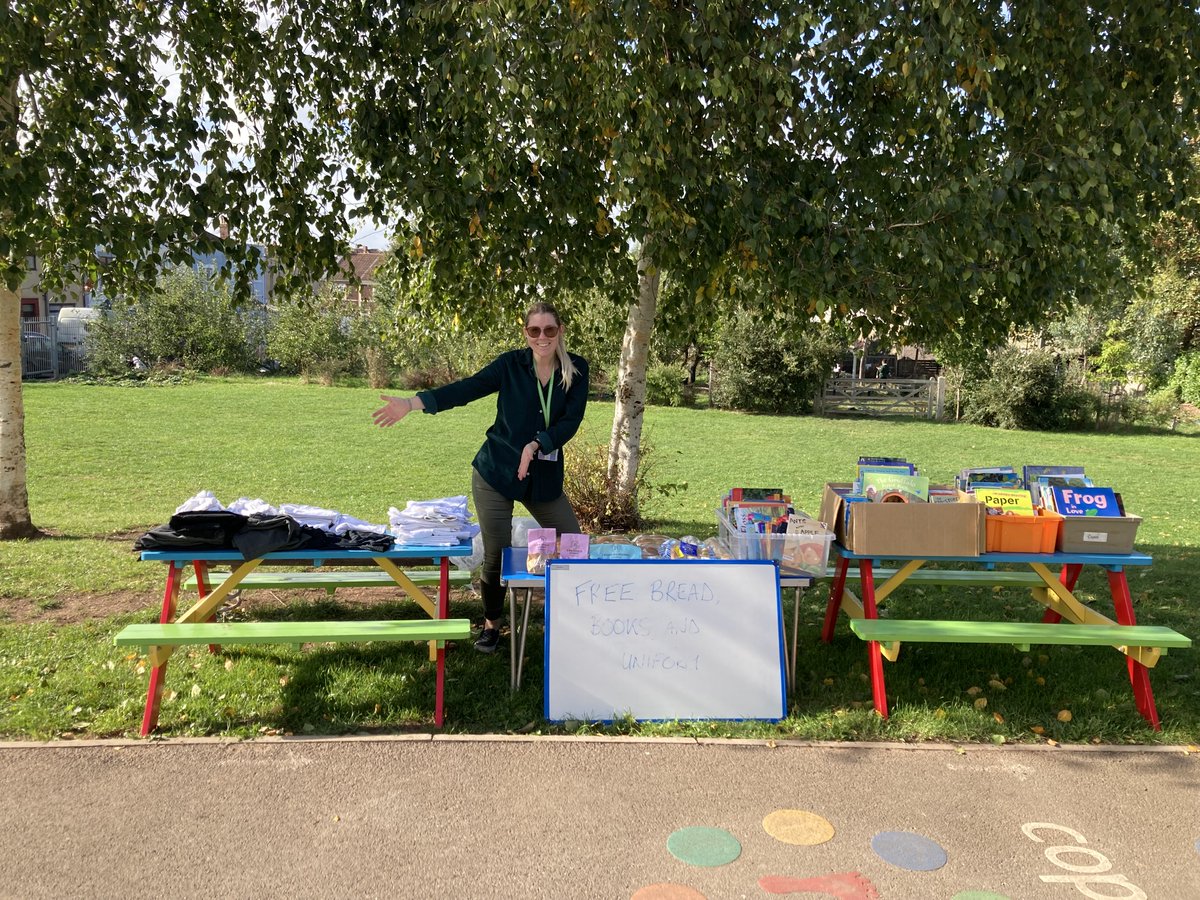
top-left (1168, 350), bottom-right (1200, 406)
top-left (268, 289), bottom-right (355, 384)
top-left (644, 362), bottom-right (691, 407)
top-left (86, 268), bottom-right (262, 376)
top-left (960, 348), bottom-right (1098, 430)
top-left (710, 311), bottom-right (840, 414)
top-left (564, 441), bottom-right (687, 533)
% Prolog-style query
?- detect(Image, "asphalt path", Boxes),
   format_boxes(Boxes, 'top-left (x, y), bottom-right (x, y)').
top-left (1, 736), bottom-right (1197, 899)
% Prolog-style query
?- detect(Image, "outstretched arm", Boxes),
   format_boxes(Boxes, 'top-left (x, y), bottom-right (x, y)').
top-left (372, 394), bottom-right (426, 427)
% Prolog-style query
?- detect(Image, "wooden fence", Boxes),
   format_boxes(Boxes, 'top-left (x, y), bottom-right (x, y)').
top-left (817, 376), bottom-right (946, 420)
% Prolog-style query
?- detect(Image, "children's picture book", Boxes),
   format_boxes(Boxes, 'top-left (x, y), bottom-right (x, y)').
top-left (957, 466), bottom-right (1022, 492)
top-left (974, 487), bottom-right (1036, 516)
top-left (1033, 474), bottom-right (1095, 510)
top-left (862, 472), bottom-right (930, 502)
top-left (1052, 486), bottom-right (1122, 517)
top-left (1022, 465), bottom-right (1086, 487)
top-left (858, 456), bottom-right (912, 468)
top-left (558, 533), bottom-right (590, 559)
top-left (728, 487), bottom-right (786, 502)
top-left (927, 485), bottom-right (961, 504)
top-left (855, 464), bottom-right (919, 494)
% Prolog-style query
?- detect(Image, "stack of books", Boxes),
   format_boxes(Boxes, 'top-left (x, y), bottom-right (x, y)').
top-left (721, 487), bottom-right (792, 534)
top-left (854, 457), bottom-right (929, 503)
top-left (956, 466), bottom-right (1022, 493)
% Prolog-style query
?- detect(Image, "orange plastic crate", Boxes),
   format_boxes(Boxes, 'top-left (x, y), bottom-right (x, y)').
top-left (985, 509), bottom-right (1063, 553)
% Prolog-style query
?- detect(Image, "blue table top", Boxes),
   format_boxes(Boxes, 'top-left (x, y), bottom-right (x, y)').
top-left (141, 542), bottom-right (472, 563)
top-left (500, 546), bottom-right (815, 586)
top-left (832, 542), bottom-right (1152, 567)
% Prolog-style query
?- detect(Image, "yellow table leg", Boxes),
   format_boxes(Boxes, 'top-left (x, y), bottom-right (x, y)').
top-left (372, 557), bottom-right (441, 660)
top-left (1028, 563), bottom-right (1161, 667)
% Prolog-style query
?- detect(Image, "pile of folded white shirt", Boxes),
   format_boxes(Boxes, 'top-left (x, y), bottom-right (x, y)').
top-left (173, 491), bottom-right (390, 535)
top-left (388, 495), bottom-right (480, 546)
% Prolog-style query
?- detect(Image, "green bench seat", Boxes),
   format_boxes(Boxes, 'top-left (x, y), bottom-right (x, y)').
top-left (114, 618), bottom-right (472, 648)
top-left (827, 567), bottom-right (1044, 587)
top-left (848, 618), bottom-right (1191, 653)
top-left (182, 569), bottom-right (471, 592)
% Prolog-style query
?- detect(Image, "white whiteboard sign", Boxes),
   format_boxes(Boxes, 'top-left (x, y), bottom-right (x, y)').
top-left (544, 559), bottom-right (785, 721)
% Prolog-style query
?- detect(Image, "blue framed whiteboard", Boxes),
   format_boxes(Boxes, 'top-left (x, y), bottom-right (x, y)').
top-left (544, 559), bottom-right (786, 722)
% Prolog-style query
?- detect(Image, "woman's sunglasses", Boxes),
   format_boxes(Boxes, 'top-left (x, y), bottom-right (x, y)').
top-left (524, 325), bottom-right (560, 339)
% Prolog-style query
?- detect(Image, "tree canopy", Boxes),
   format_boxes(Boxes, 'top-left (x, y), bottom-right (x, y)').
top-left (4, 0), bottom-right (1200, 536)
top-left (353, 1), bottom-right (1200, 346)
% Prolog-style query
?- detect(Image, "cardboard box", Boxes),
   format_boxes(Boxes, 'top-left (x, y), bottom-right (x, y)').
top-left (1057, 514), bottom-right (1142, 555)
top-left (819, 483), bottom-right (986, 557)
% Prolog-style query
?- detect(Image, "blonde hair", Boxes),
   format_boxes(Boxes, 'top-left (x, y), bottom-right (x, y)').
top-left (525, 301), bottom-right (579, 392)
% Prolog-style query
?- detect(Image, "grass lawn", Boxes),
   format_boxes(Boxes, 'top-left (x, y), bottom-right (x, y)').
top-left (2, 376), bottom-right (1198, 744)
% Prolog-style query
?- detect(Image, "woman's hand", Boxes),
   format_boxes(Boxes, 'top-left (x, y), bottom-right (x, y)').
top-left (373, 394), bottom-right (415, 427)
top-left (517, 440), bottom-right (539, 480)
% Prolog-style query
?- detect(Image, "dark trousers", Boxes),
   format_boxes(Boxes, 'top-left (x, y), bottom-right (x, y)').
top-left (472, 468), bottom-right (581, 622)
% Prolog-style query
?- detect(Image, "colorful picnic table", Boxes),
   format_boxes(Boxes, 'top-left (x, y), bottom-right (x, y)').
top-left (128, 544), bottom-right (471, 735)
top-left (822, 544), bottom-right (1191, 730)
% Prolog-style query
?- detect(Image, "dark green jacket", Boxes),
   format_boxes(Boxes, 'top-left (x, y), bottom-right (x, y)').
top-left (417, 349), bottom-right (589, 502)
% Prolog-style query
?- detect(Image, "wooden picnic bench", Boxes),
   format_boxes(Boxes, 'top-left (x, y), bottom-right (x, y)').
top-left (132, 545), bottom-right (471, 736)
top-left (849, 619), bottom-right (1190, 654)
top-left (824, 546), bottom-right (1192, 730)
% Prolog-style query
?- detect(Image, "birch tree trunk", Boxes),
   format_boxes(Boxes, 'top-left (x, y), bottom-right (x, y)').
top-left (607, 251), bottom-right (660, 501)
top-left (0, 75), bottom-right (37, 539)
top-left (0, 283), bottom-right (37, 539)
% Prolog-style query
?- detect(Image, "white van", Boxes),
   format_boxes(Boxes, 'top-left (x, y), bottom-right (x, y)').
top-left (56, 307), bottom-right (106, 345)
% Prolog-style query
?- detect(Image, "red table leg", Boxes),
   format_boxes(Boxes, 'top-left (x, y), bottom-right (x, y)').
top-left (1042, 563), bottom-right (1083, 624)
top-left (434, 556), bottom-right (451, 727)
top-left (1107, 569), bottom-right (1160, 730)
top-left (821, 556), bottom-right (850, 643)
top-left (859, 559), bottom-right (889, 718)
top-left (140, 563), bottom-right (181, 737)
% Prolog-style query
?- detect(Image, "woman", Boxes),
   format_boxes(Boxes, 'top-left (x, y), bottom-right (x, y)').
top-left (372, 301), bottom-right (589, 653)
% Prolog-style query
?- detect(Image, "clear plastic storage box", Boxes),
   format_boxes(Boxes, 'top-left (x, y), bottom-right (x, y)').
top-left (716, 510), bottom-right (833, 577)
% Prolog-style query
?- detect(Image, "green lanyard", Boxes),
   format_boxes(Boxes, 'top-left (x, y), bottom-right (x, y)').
top-left (535, 373), bottom-right (553, 429)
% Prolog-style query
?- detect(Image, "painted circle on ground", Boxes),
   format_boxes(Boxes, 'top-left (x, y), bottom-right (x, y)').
top-left (631, 884), bottom-right (707, 900)
top-left (762, 809), bottom-right (836, 846)
top-left (871, 830), bottom-right (948, 871)
top-left (666, 827), bottom-right (742, 867)
top-left (951, 893), bottom-right (1011, 900)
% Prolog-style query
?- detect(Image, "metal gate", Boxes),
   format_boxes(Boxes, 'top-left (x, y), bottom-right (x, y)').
top-left (19, 319), bottom-right (88, 380)
top-left (817, 376), bottom-right (946, 420)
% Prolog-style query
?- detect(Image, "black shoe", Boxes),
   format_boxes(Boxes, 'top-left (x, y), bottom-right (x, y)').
top-left (474, 627), bottom-right (501, 654)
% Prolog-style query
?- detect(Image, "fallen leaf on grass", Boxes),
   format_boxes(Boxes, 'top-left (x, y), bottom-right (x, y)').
top-left (973, 698), bottom-right (988, 710)
top-left (1031, 725), bottom-right (1045, 735)
top-left (1057, 709), bottom-right (1073, 722)
top-left (992, 712), bottom-right (1005, 724)
top-left (224, 659), bottom-right (234, 671)
top-left (988, 679), bottom-right (1007, 692)
top-left (966, 686), bottom-right (982, 696)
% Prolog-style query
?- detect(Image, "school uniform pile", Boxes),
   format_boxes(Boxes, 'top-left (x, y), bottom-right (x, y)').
top-left (388, 495), bottom-right (480, 546)
top-left (134, 490), bottom-right (399, 558)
